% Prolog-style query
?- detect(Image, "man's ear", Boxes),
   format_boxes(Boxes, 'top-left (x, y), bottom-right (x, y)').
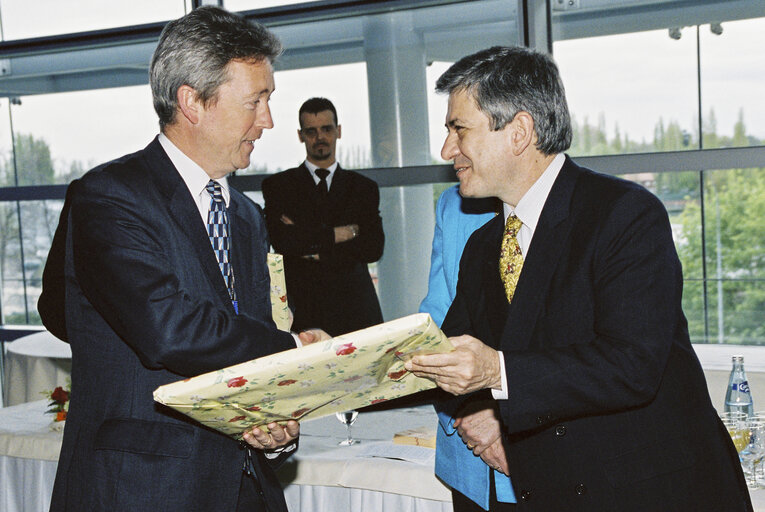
top-left (336, 124), bottom-right (342, 139)
top-left (297, 129), bottom-right (305, 143)
top-left (509, 111), bottom-right (535, 156)
top-left (177, 85), bottom-right (201, 124)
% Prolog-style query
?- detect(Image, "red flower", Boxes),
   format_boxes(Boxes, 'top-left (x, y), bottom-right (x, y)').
top-left (56, 410), bottom-right (67, 422)
top-left (370, 399), bottom-right (387, 405)
top-left (229, 415), bottom-right (246, 422)
top-left (335, 343), bottom-right (357, 356)
top-left (385, 346), bottom-right (397, 354)
top-left (279, 295), bottom-right (287, 303)
top-left (51, 386), bottom-right (69, 404)
top-left (278, 379), bottom-right (297, 386)
top-left (246, 406), bottom-right (261, 411)
top-left (227, 376), bottom-right (248, 388)
top-left (387, 369), bottom-right (407, 380)
top-left (292, 408), bottom-right (310, 418)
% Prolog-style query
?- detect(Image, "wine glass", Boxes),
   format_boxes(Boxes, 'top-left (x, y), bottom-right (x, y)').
top-left (721, 412), bottom-right (749, 455)
top-left (335, 410), bottom-right (359, 446)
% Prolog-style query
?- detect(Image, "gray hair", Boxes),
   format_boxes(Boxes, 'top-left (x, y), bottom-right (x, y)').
top-left (150, 6), bottom-right (283, 130)
top-left (436, 46), bottom-right (572, 155)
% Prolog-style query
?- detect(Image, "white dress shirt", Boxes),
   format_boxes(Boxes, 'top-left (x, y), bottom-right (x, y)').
top-left (493, 153), bottom-right (565, 400)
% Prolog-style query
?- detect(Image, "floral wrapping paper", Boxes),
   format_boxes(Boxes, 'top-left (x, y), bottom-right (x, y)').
top-left (267, 253), bottom-right (291, 331)
top-left (153, 313), bottom-right (451, 438)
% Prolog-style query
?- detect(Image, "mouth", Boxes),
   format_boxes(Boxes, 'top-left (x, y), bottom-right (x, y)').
top-left (454, 164), bottom-right (470, 177)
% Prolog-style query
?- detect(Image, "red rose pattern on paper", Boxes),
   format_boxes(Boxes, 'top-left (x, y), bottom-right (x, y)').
top-left (229, 415), bottom-right (246, 422)
top-left (336, 343), bottom-right (357, 356)
top-left (387, 369), bottom-right (407, 380)
top-left (246, 405), bottom-right (261, 411)
top-left (278, 379), bottom-right (297, 386)
top-left (370, 399), bottom-right (387, 404)
top-left (227, 376), bottom-right (248, 388)
top-left (292, 408), bottom-right (310, 418)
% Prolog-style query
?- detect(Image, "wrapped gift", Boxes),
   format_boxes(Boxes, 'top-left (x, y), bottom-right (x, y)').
top-left (267, 253), bottom-right (290, 331)
top-left (153, 313), bottom-right (451, 438)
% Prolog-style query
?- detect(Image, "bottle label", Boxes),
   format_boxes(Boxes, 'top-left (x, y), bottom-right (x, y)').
top-left (733, 381), bottom-right (751, 394)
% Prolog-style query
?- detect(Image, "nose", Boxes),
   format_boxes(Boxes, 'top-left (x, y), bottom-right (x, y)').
top-left (257, 102), bottom-right (274, 130)
top-left (441, 132), bottom-right (459, 161)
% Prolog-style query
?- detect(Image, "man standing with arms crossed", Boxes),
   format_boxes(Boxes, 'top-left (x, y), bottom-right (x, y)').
top-left (407, 46), bottom-right (751, 511)
top-left (38, 7), bottom-right (326, 511)
top-left (263, 97), bottom-right (384, 337)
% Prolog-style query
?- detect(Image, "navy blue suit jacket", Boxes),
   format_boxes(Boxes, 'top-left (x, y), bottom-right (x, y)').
top-left (39, 137), bottom-right (296, 511)
top-left (442, 156), bottom-right (752, 511)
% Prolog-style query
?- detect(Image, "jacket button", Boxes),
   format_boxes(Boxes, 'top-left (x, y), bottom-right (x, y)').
top-left (535, 416), bottom-right (544, 425)
top-left (520, 490), bottom-right (532, 501)
top-left (555, 425), bottom-right (567, 436)
top-left (575, 483), bottom-right (587, 495)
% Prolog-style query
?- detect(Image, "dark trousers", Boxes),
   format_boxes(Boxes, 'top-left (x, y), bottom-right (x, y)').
top-left (451, 471), bottom-right (517, 512)
top-left (236, 471), bottom-right (268, 512)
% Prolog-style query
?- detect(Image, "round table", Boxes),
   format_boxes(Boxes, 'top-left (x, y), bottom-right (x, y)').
top-left (3, 331), bottom-right (71, 407)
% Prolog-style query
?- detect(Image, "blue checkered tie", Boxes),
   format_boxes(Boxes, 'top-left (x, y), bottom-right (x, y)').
top-left (206, 180), bottom-right (237, 313)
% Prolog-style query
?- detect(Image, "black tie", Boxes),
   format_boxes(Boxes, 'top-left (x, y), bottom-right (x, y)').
top-left (315, 168), bottom-right (330, 197)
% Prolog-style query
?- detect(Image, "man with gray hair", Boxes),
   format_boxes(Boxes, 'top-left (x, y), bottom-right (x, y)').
top-left (406, 46), bottom-right (751, 511)
top-left (39, 6), bottom-right (327, 511)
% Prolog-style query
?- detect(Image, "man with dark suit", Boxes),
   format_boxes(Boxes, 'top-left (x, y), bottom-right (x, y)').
top-left (37, 7), bottom-right (327, 511)
top-left (262, 97), bottom-right (384, 337)
top-left (406, 46), bottom-right (752, 511)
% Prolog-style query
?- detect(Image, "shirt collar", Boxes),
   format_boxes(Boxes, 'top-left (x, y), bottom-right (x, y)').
top-left (503, 153), bottom-right (565, 231)
top-left (158, 133), bottom-right (230, 206)
top-left (305, 160), bottom-right (338, 175)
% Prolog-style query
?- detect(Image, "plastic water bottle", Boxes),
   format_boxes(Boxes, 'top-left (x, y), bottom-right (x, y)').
top-left (725, 355), bottom-right (754, 417)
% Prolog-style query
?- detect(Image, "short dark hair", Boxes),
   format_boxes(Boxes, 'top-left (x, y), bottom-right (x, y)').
top-left (436, 46), bottom-right (572, 155)
top-left (150, 6), bottom-right (283, 130)
top-left (298, 97), bottom-right (338, 127)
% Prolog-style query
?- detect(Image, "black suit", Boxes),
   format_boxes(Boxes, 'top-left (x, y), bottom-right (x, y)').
top-left (39, 137), bottom-right (297, 511)
top-left (262, 163), bottom-right (384, 336)
top-left (442, 157), bottom-right (751, 511)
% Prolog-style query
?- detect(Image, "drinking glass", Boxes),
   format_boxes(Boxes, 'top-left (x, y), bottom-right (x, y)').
top-left (740, 420), bottom-right (765, 489)
top-left (721, 412), bottom-right (749, 455)
top-left (335, 410), bottom-right (359, 446)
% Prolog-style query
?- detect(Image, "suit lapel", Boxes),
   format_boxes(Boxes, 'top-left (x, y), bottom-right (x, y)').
top-left (144, 138), bottom-right (233, 310)
top-left (479, 216), bottom-right (511, 347)
top-left (500, 158), bottom-right (580, 351)
top-left (228, 197), bottom-right (253, 313)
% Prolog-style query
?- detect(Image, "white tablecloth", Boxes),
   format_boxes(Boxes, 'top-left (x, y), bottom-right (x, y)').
top-left (3, 331), bottom-right (71, 407)
top-left (0, 400), bottom-right (451, 512)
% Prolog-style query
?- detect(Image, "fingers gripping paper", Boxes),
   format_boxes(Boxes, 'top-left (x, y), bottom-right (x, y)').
top-left (153, 313), bottom-right (451, 438)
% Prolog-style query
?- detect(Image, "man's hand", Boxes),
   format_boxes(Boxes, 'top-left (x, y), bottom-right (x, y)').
top-left (453, 400), bottom-right (502, 456)
top-left (243, 420), bottom-right (299, 451)
top-left (404, 335), bottom-right (502, 395)
top-left (480, 437), bottom-right (510, 475)
top-left (334, 224), bottom-right (359, 243)
top-left (299, 328), bottom-right (331, 345)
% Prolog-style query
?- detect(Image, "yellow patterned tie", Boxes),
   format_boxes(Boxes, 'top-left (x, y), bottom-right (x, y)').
top-left (499, 215), bottom-right (524, 303)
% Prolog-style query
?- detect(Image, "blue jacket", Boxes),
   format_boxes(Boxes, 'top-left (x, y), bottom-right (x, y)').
top-left (419, 185), bottom-right (514, 510)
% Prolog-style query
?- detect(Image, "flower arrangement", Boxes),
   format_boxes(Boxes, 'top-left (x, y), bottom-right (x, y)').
top-left (43, 382), bottom-right (70, 423)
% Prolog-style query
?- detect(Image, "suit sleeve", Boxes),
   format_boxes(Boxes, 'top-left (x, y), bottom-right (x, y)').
top-left (68, 177), bottom-right (295, 378)
top-left (262, 175), bottom-right (335, 256)
top-left (498, 190), bottom-right (687, 433)
top-left (38, 186), bottom-right (73, 342)
top-left (326, 178), bottom-right (384, 264)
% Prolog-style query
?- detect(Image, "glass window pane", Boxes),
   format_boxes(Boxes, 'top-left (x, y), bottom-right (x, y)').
top-left (0, 0), bottom-right (184, 41)
top-left (554, 28), bottom-right (699, 156)
top-left (699, 17), bottom-right (765, 148)
top-left (239, 62), bottom-right (370, 174)
top-left (224, 0), bottom-right (313, 11)
top-left (0, 201), bottom-right (24, 324)
top-left (703, 168), bottom-right (765, 345)
top-left (10, 85), bottom-right (158, 185)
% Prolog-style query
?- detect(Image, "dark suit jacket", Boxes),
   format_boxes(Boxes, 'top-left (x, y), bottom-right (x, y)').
top-left (262, 163), bottom-right (384, 336)
top-left (442, 156), bottom-right (752, 511)
top-left (39, 137), bottom-right (297, 512)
